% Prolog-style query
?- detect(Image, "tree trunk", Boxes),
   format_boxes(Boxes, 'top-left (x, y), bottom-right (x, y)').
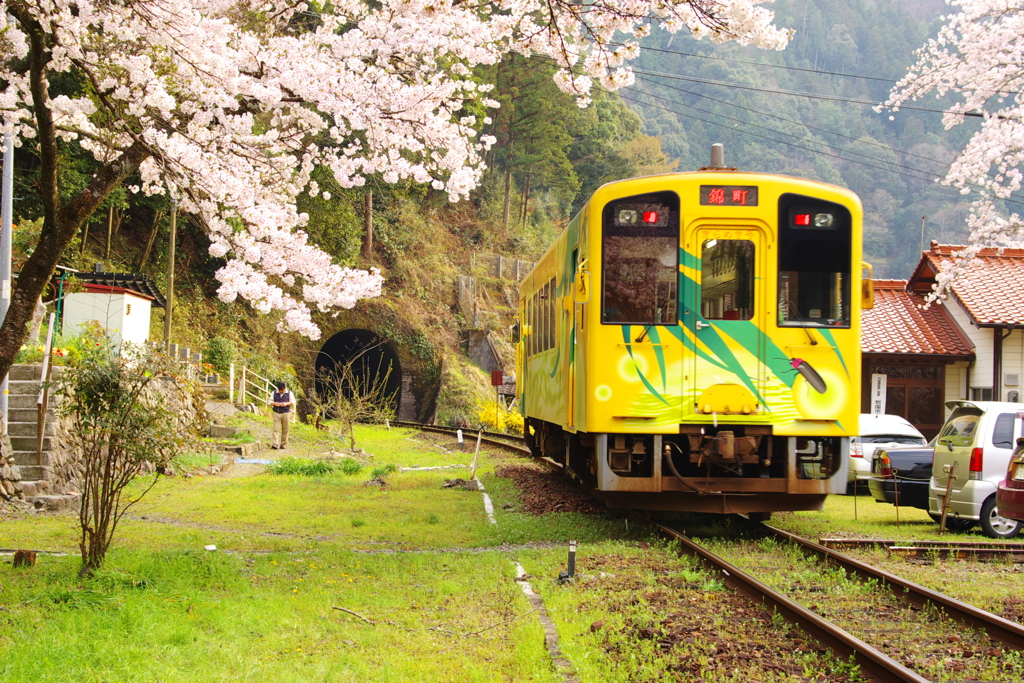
top-left (362, 189), bottom-right (373, 259)
top-left (0, 8), bottom-right (152, 382)
top-left (520, 174), bottom-right (531, 224)
top-left (104, 206), bottom-right (122, 261)
top-left (503, 165), bottom-right (512, 228)
top-left (137, 209), bottom-right (164, 271)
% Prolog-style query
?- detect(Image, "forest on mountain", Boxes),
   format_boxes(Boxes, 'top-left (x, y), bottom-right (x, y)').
top-left (627, 0), bottom-right (977, 279)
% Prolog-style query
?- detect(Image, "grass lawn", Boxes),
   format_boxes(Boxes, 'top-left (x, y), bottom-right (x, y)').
top-left (3, 419), bottom-right (1023, 681)
top-left (0, 421), bottom-right (637, 682)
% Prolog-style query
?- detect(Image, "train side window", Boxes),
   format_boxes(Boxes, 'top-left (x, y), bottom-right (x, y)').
top-left (777, 194), bottom-right (852, 328)
top-left (546, 279), bottom-right (553, 350)
top-left (601, 191), bottom-right (680, 325)
top-left (540, 282), bottom-right (549, 352)
top-left (700, 239), bottom-right (754, 320)
top-left (531, 291), bottom-right (539, 355)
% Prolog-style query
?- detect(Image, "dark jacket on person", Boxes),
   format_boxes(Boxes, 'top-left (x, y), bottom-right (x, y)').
top-left (272, 390), bottom-right (292, 413)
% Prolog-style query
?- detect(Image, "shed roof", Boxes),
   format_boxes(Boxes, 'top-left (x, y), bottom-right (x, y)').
top-left (66, 271), bottom-right (166, 308)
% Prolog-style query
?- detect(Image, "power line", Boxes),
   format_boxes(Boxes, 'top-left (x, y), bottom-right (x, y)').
top-left (618, 43), bottom-right (899, 84)
top-left (625, 84), bottom-right (944, 180)
top-left (633, 73), bottom-right (955, 172)
top-left (618, 92), bottom-right (930, 181)
top-left (631, 68), bottom-right (985, 118)
top-left (618, 90), bottom-right (1024, 209)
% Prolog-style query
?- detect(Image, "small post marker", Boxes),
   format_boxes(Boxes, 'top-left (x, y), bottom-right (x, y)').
top-left (457, 429), bottom-right (464, 452)
top-left (558, 540), bottom-right (577, 584)
top-left (470, 429), bottom-right (482, 480)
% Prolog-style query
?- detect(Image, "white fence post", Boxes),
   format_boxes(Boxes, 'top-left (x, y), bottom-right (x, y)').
top-left (228, 363), bottom-right (235, 404)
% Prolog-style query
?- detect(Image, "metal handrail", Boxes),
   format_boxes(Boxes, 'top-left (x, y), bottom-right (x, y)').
top-left (36, 312), bottom-right (56, 465)
top-left (238, 365), bottom-right (274, 405)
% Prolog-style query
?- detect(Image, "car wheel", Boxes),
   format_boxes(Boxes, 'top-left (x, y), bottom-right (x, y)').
top-left (928, 513), bottom-right (977, 532)
top-left (979, 497), bottom-right (1023, 539)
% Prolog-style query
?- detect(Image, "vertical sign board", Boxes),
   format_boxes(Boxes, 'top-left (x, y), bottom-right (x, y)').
top-left (491, 370), bottom-right (504, 418)
top-left (871, 373), bottom-right (887, 416)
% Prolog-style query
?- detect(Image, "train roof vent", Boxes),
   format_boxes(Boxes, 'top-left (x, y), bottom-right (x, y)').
top-left (699, 143), bottom-right (737, 171)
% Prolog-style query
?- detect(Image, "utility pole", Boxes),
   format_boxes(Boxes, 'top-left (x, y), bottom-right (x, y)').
top-left (920, 215), bottom-right (926, 254)
top-left (363, 189), bottom-right (373, 259)
top-left (163, 194), bottom-right (177, 352)
top-left (105, 205), bottom-right (114, 261)
top-left (0, 132), bottom-right (13, 433)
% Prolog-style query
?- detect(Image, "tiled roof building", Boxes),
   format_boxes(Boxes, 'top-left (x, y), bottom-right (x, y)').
top-left (863, 241), bottom-right (1024, 438)
top-left (862, 280), bottom-right (973, 358)
top-left (861, 276), bottom-right (975, 439)
top-left (910, 243), bottom-right (1024, 327)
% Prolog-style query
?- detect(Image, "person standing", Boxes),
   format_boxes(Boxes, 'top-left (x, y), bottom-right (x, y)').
top-left (270, 381), bottom-right (293, 450)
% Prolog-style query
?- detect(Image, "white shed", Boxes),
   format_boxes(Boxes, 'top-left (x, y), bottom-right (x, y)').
top-left (60, 272), bottom-right (165, 351)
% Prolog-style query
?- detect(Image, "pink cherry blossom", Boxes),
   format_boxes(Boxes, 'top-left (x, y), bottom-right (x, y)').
top-left (886, 0), bottom-right (1024, 300)
top-left (1, 1), bottom-right (789, 337)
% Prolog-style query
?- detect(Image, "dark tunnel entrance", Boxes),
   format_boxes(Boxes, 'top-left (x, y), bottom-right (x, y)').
top-left (314, 329), bottom-right (402, 417)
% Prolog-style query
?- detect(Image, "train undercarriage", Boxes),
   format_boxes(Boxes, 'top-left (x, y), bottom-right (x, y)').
top-left (525, 417), bottom-right (846, 514)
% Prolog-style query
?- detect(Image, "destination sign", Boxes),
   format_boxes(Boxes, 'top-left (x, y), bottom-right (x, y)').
top-left (699, 185), bottom-right (759, 207)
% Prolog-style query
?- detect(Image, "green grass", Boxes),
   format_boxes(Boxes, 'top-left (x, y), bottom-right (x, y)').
top-left (266, 457), bottom-right (360, 476)
top-left (0, 422), bottom-right (641, 682)
top-left (201, 431), bottom-right (256, 446)
top-left (0, 548), bottom-right (553, 682)
top-left (170, 450), bottom-right (222, 472)
top-left (10, 420), bottom-right (1021, 682)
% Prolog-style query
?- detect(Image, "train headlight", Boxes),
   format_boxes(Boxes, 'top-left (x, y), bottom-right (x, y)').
top-left (814, 212), bottom-right (835, 227)
top-left (618, 209), bottom-right (638, 225)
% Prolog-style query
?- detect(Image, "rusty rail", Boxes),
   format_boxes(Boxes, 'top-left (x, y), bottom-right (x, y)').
top-left (768, 525), bottom-right (1024, 650)
top-left (651, 521), bottom-right (929, 683)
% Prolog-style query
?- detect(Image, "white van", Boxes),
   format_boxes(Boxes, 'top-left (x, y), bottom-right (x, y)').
top-left (929, 401), bottom-right (1024, 538)
top-left (849, 413), bottom-right (927, 485)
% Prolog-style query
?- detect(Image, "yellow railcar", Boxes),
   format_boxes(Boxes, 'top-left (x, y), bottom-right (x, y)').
top-left (516, 152), bottom-right (871, 514)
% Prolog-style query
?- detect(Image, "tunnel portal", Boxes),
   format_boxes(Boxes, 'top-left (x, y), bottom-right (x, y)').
top-left (314, 329), bottom-right (402, 416)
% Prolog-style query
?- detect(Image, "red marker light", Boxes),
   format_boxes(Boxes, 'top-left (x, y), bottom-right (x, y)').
top-left (794, 214), bottom-right (811, 226)
top-left (643, 211), bottom-right (659, 223)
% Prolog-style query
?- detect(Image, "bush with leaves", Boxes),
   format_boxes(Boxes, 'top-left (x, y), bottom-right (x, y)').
top-left (476, 402), bottom-right (523, 436)
top-left (55, 344), bottom-right (200, 576)
top-left (203, 337), bottom-right (237, 376)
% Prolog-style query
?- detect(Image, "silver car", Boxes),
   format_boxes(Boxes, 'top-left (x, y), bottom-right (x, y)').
top-left (848, 413), bottom-right (926, 486)
top-left (930, 400), bottom-right (1024, 539)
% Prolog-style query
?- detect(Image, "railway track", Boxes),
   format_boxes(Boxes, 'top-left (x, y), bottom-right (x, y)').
top-left (393, 421), bottom-right (535, 457)
top-left (650, 520), bottom-right (1024, 682)
top-left (399, 421), bottom-right (1024, 681)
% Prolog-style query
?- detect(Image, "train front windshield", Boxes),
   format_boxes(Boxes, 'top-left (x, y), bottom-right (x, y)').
top-left (777, 194), bottom-right (851, 328)
top-left (600, 192), bottom-right (680, 325)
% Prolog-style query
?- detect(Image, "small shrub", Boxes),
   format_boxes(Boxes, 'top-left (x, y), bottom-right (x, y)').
top-left (426, 513), bottom-right (440, 525)
top-left (350, 517), bottom-right (367, 528)
top-left (370, 463), bottom-right (398, 478)
top-left (476, 402), bottom-right (523, 435)
top-left (267, 457), bottom-right (336, 476)
top-left (339, 458), bottom-right (363, 475)
top-left (203, 337), bottom-right (237, 376)
top-left (55, 343), bottom-right (199, 576)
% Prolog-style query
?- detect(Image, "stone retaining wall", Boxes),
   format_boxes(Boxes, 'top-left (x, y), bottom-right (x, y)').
top-left (16, 371), bottom-right (204, 498)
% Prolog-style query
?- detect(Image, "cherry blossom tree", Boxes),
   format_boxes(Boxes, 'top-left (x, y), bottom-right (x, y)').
top-left (0, 0), bottom-right (789, 381)
top-left (885, 0), bottom-right (1024, 296)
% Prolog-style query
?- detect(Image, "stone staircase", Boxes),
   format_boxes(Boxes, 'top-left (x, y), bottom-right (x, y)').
top-left (5, 363), bottom-right (76, 509)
